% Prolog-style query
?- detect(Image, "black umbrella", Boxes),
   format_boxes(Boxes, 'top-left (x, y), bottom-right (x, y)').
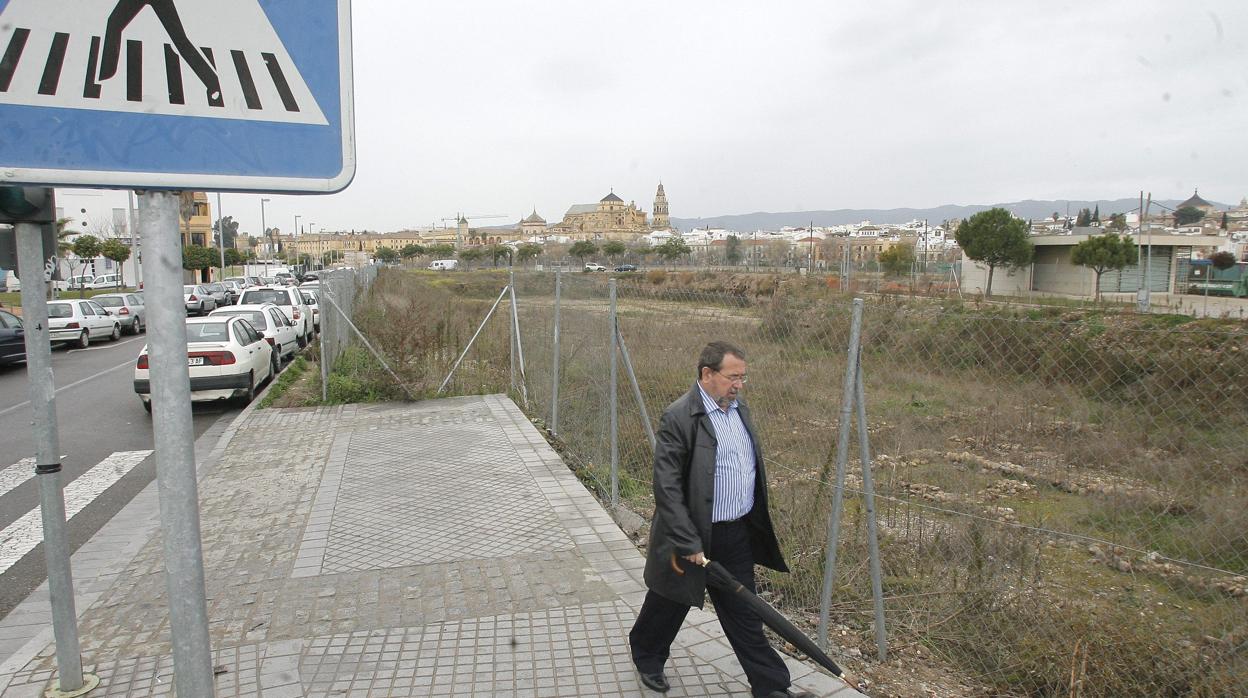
top-left (671, 553), bottom-right (855, 684)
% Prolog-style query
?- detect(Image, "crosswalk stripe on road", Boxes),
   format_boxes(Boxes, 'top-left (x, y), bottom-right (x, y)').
top-left (0, 450), bottom-right (152, 574)
top-left (0, 458), bottom-right (37, 500)
top-left (0, 455), bottom-right (69, 499)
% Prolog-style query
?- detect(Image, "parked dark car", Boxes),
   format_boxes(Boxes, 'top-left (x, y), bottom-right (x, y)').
top-left (614, 264), bottom-right (638, 272)
top-left (0, 309), bottom-right (25, 366)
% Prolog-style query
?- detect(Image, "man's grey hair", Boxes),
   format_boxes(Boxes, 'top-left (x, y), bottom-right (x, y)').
top-left (697, 341), bottom-right (746, 380)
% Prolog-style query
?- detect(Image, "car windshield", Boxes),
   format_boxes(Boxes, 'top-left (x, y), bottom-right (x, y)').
top-left (242, 290), bottom-right (291, 306)
top-left (183, 286), bottom-right (197, 294)
top-left (214, 310), bottom-right (268, 329)
top-left (186, 322), bottom-right (231, 342)
top-left (47, 303), bottom-right (73, 318)
top-left (94, 297), bottom-right (124, 307)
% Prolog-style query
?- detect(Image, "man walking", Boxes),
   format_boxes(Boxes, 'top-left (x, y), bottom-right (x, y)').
top-left (629, 341), bottom-right (814, 697)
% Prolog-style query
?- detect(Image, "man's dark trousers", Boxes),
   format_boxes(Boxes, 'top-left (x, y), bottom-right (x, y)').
top-left (629, 520), bottom-right (791, 697)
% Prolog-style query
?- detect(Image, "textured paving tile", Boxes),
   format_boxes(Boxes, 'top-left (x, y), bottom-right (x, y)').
top-left (298, 600), bottom-right (749, 697)
top-left (321, 406), bottom-right (575, 573)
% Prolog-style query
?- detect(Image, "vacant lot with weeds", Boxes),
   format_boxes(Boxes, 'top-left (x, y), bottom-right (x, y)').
top-left (323, 268), bottom-right (1247, 696)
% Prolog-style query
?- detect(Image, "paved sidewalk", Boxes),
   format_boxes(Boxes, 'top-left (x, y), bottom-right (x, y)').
top-left (0, 395), bottom-right (862, 696)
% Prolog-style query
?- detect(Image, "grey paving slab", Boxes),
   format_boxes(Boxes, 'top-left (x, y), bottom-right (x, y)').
top-left (0, 395), bottom-right (862, 697)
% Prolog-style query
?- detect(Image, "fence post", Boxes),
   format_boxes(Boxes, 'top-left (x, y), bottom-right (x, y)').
top-left (320, 276), bottom-right (331, 402)
top-left (551, 270), bottom-right (562, 435)
top-left (818, 297), bottom-right (865, 648)
top-left (509, 268), bottom-right (516, 394)
top-left (617, 325), bottom-right (656, 450)
top-left (609, 278), bottom-right (619, 509)
top-left (509, 276), bottom-right (529, 409)
top-left (854, 348), bottom-right (888, 661)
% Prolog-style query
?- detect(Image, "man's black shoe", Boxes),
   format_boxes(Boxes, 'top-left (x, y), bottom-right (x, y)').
top-left (637, 670), bottom-right (671, 693)
top-left (761, 690), bottom-right (816, 698)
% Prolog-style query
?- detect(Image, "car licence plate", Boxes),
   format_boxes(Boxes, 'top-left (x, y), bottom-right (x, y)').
top-left (188, 357), bottom-right (205, 366)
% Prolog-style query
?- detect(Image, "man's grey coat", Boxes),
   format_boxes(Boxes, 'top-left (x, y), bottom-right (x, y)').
top-left (642, 385), bottom-right (788, 608)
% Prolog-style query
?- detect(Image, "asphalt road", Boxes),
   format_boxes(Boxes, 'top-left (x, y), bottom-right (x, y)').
top-left (0, 333), bottom-right (238, 621)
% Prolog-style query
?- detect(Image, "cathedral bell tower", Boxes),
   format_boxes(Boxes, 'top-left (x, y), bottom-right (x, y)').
top-left (652, 183), bottom-right (670, 230)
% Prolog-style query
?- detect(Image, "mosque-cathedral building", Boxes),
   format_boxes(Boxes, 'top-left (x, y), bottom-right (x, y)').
top-left (544, 183), bottom-right (672, 241)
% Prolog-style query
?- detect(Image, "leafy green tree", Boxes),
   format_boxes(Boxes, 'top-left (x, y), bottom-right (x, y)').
top-left (1070, 233), bottom-right (1139, 302)
top-left (1075, 208), bottom-right (1092, 227)
top-left (224, 248), bottom-right (245, 267)
top-left (457, 247), bottom-right (485, 271)
top-left (1092, 205), bottom-right (1100, 224)
top-left (70, 235), bottom-right (102, 295)
top-left (321, 251), bottom-right (336, 267)
top-left (1175, 206), bottom-right (1205, 226)
top-left (1221, 212), bottom-right (1228, 230)
top-left (725, 235), bottom-right (742, 265)
top-left (100, 239), bottom-right (131, 287)
top-left (400, 243), bottom-right (425, 262)
top-left (954, 208), bottom-right (1034, 298)
top-left (602, 240), bottom-right (626, 262)
top-left (1106, 213), bottom-right (1127, 232)
top-left (1210, 250), bottom-right (1237, 271)
top-left (516, 243), bottom-right (542, 268)
top-left (182, 244), bottom-right (215, 282)
top-left (655, 236), bottom-right (692, 265)
top-left (374, 246), bottom-right (399, 264)
top-left (488, 244), bottom-right (513, 267)
top-left (568, 240), bottom-right (598, 262)
top-left (427, 243), bottom-right (456, 259)
top-left (213, 216), bottom-right (239, 249)
top-left (879, 242), bottom-right (916, 276)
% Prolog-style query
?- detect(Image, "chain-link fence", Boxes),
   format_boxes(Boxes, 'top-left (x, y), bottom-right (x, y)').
top-left (316, 265), bottom-right (379, 400)
top-left (414, 268), bottom-right (1246, 697)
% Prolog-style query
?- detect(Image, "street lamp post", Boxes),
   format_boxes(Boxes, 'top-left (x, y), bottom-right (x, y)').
top-left (260, 198), bottom-right (270, 276)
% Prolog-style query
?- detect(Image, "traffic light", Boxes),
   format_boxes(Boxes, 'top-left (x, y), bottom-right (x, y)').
top-left (0, 186), bottom-right (56, 224)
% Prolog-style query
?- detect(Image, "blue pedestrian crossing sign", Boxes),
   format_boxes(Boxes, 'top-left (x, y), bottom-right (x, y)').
top-left (0, 0), bottom-right (355, 193)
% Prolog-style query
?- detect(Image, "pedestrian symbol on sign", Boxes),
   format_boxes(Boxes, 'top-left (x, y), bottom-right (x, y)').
top-left (0, 0), bottom-right (327, 125)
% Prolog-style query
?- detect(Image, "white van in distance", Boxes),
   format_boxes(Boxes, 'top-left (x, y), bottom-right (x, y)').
top-left (428, 259), bottom-right (458, 271)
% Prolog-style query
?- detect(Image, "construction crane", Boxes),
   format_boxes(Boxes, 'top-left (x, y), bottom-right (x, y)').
top-left (439, 213), bottom-right (510, 246)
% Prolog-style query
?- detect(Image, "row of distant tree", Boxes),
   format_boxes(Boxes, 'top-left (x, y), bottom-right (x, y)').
top-left (1061, 204), bottom-right (1226, 230)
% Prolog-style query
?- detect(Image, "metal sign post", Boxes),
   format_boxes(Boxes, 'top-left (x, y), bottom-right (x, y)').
top-left (139, 191), bottom-right (214, 697)
top-left (15, 202), bottom-right (100, 695)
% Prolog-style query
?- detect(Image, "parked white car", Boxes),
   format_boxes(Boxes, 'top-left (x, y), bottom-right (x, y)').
top-left (91, 292), bottom-right (147, 334)
top-left (183, 284), bottom-right (218, 316)
top-left (210, 303), bottom-right (300, 364)
top-left (428, 259), bottom-right (458, 271)
top-left (237, 285), bottom-right (313, 348)
top-left (299, 288), bottom-right (320, 332)
top-left (583, 262), bottom-right (607, 272)
top-left (86, 273), bottom-right (123, 290)
top-left (133, 315), bottom-right (276, 412)
top-left (46, 299), bottom-right (122, 348)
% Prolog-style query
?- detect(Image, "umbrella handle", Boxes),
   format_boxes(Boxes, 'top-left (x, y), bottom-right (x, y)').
top-left (669, 553), bottom-right (713, 575)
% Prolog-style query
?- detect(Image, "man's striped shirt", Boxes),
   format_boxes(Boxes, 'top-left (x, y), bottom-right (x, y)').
top-left (697, 384), bottom-right (756, 522)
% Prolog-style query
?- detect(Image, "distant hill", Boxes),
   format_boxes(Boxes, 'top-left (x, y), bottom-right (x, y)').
top-left (670, 198), bottom-right (1225, 232)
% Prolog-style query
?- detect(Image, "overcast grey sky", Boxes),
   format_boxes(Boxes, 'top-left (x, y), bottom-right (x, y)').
top-left (134, 1), bottom-right (1248, 235)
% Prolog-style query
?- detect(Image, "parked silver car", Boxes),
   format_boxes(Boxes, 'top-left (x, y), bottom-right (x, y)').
top-left (238, 285), bottom-right (314, 347)
top-left (203, 282), bottom-right (230, 308)
top-left (183, 285), bottom-right (218, 316)
top-left (90, 292), bottom-right (147, 334)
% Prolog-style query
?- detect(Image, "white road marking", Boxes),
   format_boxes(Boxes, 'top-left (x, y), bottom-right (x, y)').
top-left (0, 357), bottom-right (136, 418)
top-left (65, 336), bottom-right (144, 355)
top-left (0, 455), bottom-right (67, 500)
top-left (0, 450), bottom-right (153, 574)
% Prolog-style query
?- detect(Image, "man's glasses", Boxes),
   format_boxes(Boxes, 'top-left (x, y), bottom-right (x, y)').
top-left (712, 369), bottom-right (749, 385)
